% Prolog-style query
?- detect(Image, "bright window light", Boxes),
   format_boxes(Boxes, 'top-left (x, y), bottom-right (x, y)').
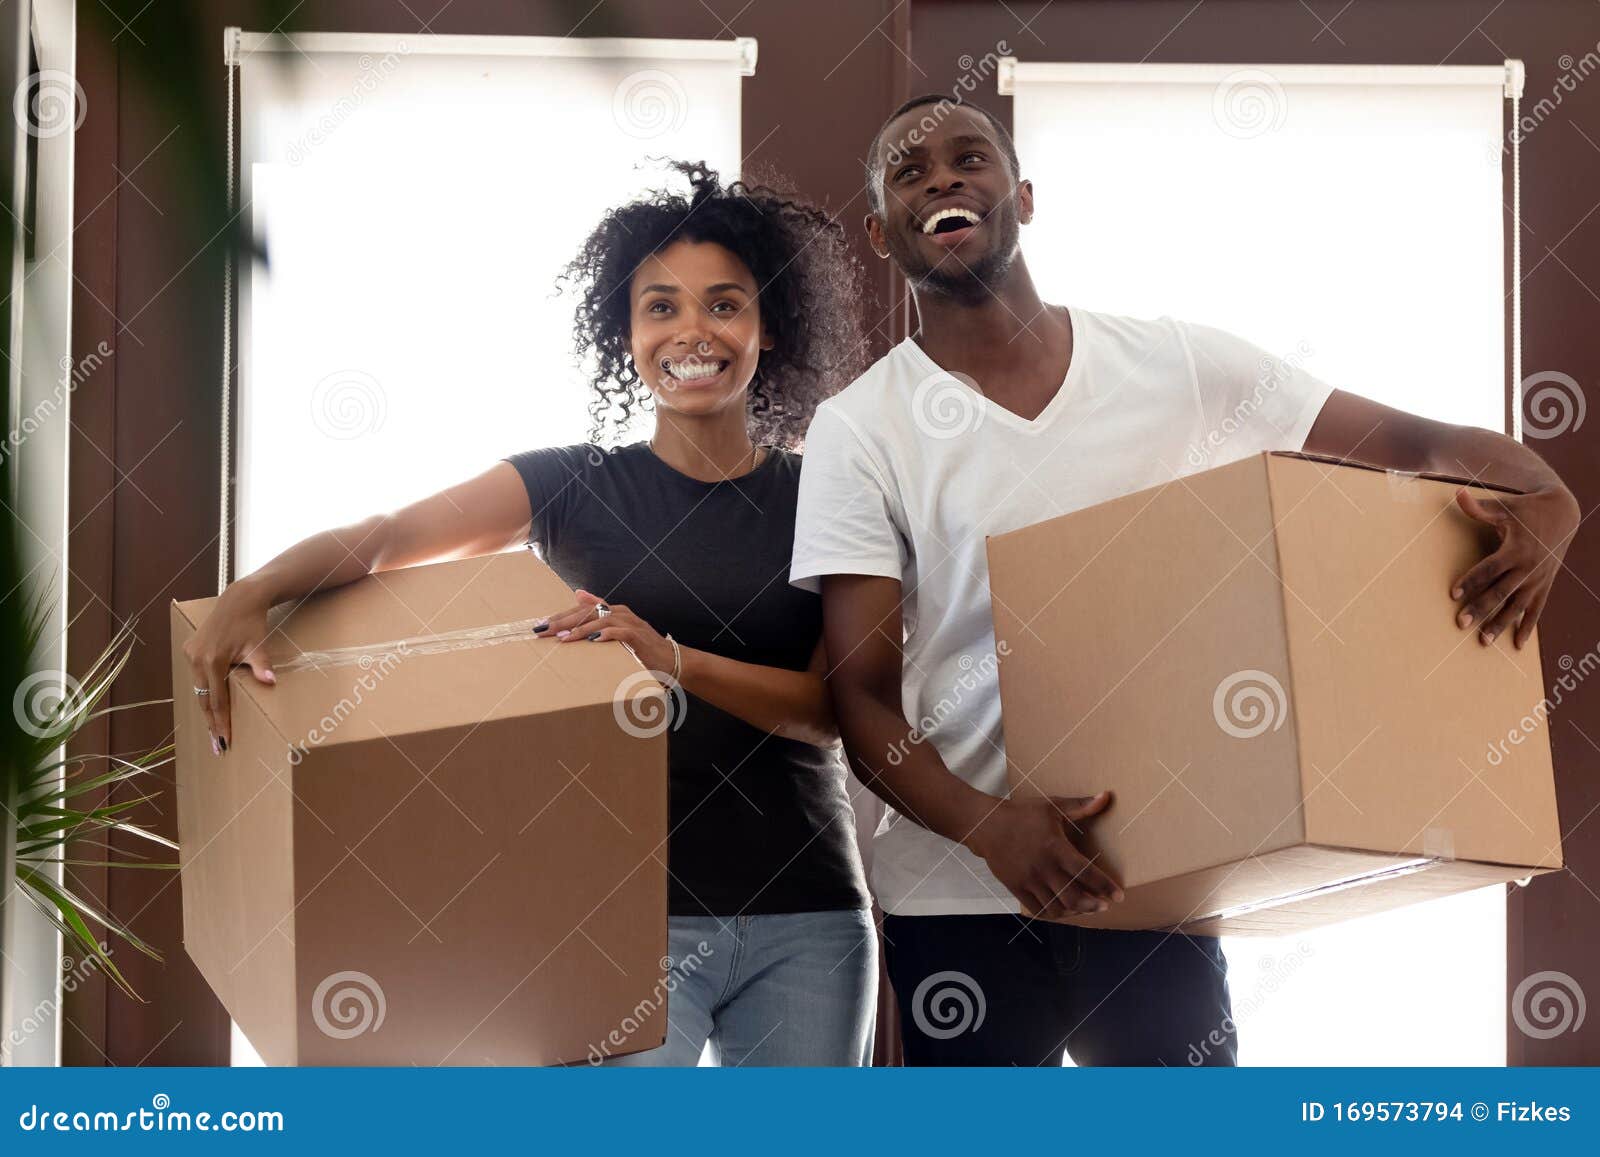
top-left (1007, 61), bottom-right (1513, 1065)
top-left (227, 33), bottom-right (749, 1066)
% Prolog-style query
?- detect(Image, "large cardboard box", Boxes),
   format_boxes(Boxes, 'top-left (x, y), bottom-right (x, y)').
top-left (170, 549), bottom-right (669, 1064)
top-left (987, 451), bottom-right (1563, 935)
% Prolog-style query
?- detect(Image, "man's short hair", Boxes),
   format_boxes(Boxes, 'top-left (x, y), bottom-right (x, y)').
top-left (864, 94), bottom-right (1022, 215)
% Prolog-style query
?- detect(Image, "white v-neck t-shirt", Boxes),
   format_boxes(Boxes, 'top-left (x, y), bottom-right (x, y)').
top-left (790, 304), bottom-right (1337, 916)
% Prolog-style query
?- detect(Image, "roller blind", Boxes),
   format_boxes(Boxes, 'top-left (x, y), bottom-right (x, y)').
top-left (1003, 59), bottom-right (1524, 1067)
top-left (223, 32), bottom-right (753, 579)
top-left (1001, 60), bottom-right (1520, 434)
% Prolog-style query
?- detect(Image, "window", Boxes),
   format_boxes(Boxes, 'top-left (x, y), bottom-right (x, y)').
top-left (225, 31), bottom-right (753, 1065)
top-left (1004, 59), bottom-right (1520, 1064)
top-left (229, 32), bottom-right (753, 576)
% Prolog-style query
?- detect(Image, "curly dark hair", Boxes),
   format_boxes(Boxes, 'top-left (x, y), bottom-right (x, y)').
top-left (558, 161), bottom-right (867, 448)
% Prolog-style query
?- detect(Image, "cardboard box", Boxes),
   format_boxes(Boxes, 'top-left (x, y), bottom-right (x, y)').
top-left (987, 451), bottom-right (1563, 935)
top-left (170, 549), bottom-right (669, 1064)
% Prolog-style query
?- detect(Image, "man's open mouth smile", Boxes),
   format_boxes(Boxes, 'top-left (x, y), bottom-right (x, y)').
top-left (919, 206), bottom-right (982, 248)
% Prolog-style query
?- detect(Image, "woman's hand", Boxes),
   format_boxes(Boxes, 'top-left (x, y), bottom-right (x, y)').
top-left (535, 589), bottom-right (676, 676)
top-left (181, 580), bottom-right (278, 754)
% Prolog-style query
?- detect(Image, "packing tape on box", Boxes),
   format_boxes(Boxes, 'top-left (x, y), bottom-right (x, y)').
top-left (1422, 827), bottom-right (1457, 862)
top-left (1192, 855), bottom-right (1447, 927)
top-left (272, 617), bottom-right (549, 674)
top-left (1384, 468), bottom-right (1425, 503)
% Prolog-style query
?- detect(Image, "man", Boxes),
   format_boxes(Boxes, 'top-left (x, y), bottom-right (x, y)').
top-left (789, 94), bottom-right (1580, 1066)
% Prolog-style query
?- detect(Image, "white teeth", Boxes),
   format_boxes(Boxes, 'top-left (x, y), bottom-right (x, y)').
top-left (662, 358), bottom-right (727, 382)
top-left (921, 207), bottom-right (982, 235)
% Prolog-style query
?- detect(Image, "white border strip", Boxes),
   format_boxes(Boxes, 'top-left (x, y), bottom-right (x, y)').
top-left (224, 29), bottom-right (758, 76)
top-left (997, 60), bottom-right (1508, 95)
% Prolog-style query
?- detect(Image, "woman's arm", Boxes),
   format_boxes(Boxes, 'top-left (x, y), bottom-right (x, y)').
top-left (538, 593), bottom-right (837, 747)
top-left (186, 461), bottom-right (536, 750)
top-left (679, 636), bottom-right (837, 748)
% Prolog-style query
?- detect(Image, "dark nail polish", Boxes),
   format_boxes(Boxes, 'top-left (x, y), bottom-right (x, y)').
top-left (532, 621), bottom-right (549, 634)
top-left (586, 631), bottom-right (602, 641)
top-left (218, 736), bottom-right (228, 753)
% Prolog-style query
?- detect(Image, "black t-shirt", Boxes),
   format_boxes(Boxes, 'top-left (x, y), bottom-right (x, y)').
top-left (502, 440), bottom-right (869, 917)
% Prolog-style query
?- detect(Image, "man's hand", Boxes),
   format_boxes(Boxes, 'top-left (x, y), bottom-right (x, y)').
top-left (966, 791), bottom-right (1125, 920)
top-left (1452, 485), bottom-right (1580, 649)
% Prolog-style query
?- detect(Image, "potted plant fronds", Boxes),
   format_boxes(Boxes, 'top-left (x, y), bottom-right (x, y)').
top-left (4, 578), bottom-right (178, 1011)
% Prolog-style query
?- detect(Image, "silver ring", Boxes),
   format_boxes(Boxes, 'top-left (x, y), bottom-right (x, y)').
top-left (595, 603), bottom-right (612, 618)
top-left (193, 686), bottom-right (210, 697)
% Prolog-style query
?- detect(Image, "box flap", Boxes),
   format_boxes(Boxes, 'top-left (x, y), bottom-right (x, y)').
top-left (173, 550), bottom-right (659, 747)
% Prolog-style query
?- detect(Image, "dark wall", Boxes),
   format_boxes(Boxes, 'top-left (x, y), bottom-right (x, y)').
top-left (67, 0), bottom-right (1597, 1066)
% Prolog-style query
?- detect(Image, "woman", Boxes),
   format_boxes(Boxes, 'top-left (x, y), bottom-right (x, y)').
top-left (184, 162), bottom-right (875, 1066)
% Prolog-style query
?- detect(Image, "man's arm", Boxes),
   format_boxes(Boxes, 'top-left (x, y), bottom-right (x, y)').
top-left (1303, 388), bottom-right (1582, 650)
top-left (819, 572), bottom-right (1123, 919)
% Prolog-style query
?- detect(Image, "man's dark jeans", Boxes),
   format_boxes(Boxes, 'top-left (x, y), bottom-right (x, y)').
top-left (884, 913), bottom-right (1237, 1066)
